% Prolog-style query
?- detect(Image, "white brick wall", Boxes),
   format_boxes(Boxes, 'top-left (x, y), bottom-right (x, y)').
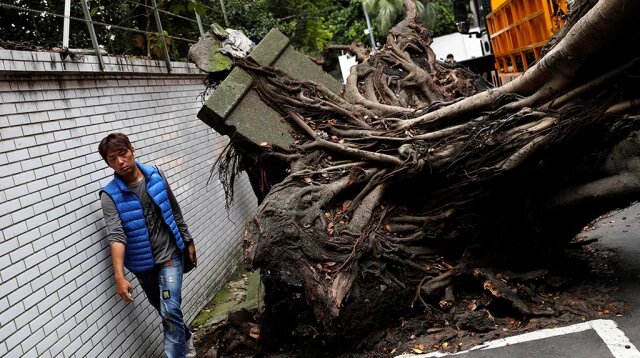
top-left (0, 50), bottom-right (257, 357)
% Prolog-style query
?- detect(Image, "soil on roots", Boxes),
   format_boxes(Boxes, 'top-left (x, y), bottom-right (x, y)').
top-left (194, 240), bottom-right (625, 357)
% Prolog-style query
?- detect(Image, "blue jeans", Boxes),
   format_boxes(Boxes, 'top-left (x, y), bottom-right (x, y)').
top-left (136, 256), bottom-right (191, 358)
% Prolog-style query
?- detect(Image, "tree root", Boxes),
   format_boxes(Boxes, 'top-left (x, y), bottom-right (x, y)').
top-left (228, 0), bottom-right (640, 346)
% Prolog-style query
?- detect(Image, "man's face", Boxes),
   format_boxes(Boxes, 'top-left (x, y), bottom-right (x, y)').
top-left (106, 147), bottom-right (137, 177)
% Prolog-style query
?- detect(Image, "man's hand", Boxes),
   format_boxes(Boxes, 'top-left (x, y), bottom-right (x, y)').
top-left (110, 242), bottom-right (133, 302)
top-left (116, 277), bottom-right (134, 302)
top-left (187, 241), bottom-right (197, 266)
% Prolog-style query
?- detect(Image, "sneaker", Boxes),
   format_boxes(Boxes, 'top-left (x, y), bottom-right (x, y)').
top-left (185, 333), bottom-right (196, 358)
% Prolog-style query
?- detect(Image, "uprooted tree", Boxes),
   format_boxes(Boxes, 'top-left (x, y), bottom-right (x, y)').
top-left (203, 0), bottom-right (640, 350)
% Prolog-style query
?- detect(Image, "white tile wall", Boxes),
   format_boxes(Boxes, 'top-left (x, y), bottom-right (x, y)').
top-left (0, 51), bottom-right (257, 357)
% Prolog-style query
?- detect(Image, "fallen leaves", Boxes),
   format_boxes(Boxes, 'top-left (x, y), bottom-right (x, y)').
top-left (412, 343), bottom-right (426, 353)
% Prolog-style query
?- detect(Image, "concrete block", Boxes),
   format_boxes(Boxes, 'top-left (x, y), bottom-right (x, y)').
top-left (47, 109), bottom-right (66, 120)
top-left (5, 183), bottom-right (28, 200)
top-left (10, 51), bottom-right (33, 61)
top-left (32, 198), bottom-right (54, 216)
top-left (15, 101), bottom-right (38, 114)
top-left (48, 296), bottom-right (69, 319)
top-left (61, 336), bottom-right (82, 358)
top-left (1, 126), bottom-right (22, 139)
top-left (57, 212), bottom-right (76, 227)
top-left (15, 264), bottom-right (39, 287)
top-left (5, 345), bottom-right (23, 358)
top-left (248, 28), bottom-right (290, 66)
top-left (6, 60), bottom-right (27, 72)
top-left (11, 206), bottom-right (35, 223)
top-left (0, 49), bottom-right (13, 60)
top-left (8, 148), bottom-right (29, 162)
top-left (13, 305), bottom-right (39, 330)
top-left (22, 123), bottom-right (43, 137)
top-left (41, 121), bottom-right (61, 132)
top-left (36, 226), bottom-right (56, 246)
top-left (52, 227), bottom-right (72, 244)
top-left (0, 322), bottom-right (15, 347)
top-left (27, 268), bottom-right (50, 291)
top-left (27, 178), bottom-right (48, 194)
top-left (7, 113), bottom-right (29, 126)
top-left (27, 145), bottom-right (48, 158)
top-left (19, 192), bottom-right (42, 210)
top-left (0, 138), bottom-right (17, 153)
top-left (199, 29), bottom-right (341, 151)
top-left (7, 283), bottom-right (33, 307)
top-left (48, 333), bottom-right (69, 357)
top-left (0, 92), bottom-right (22, 103)
top-left (4, 319), bottom-right (30, 351)
top-left (34, 132), bottom-right (55, 145)
top-left (20, 157), bottom-right (42, 171)
top-left (43, 314), bottom-right (64, 336)
top-left (13, 135), bottom-right (36, 149)
top-left (21, 326), bottom-right (46, 354)
top-left (10, 228), bottom-right (35, 257)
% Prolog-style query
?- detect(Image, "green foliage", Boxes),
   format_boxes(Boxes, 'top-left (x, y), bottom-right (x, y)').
top-left (0, 1), bottom-right (84, 49)
top-left (0, 0), bottom-right (453, 59)
top-left (265, 0), bottom-right (336, 56)
top-left (0, 0), bottom-right (202, 59)
top-left (429, 0), bottom-right (456, 36)
top-left (326, 0), bottom-right (368, 45)
top-left (362, 0), bottom-right (404, 36)
top-left (148, 30), bottom-right (172, 58)
top-left (201, 0), bottom-right (281, 43)
top-left (202, 0), bottom-right (354, 56)
top-left (362, 0), bottom-right (457, 40)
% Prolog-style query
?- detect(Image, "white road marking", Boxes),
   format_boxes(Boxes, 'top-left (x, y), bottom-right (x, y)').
top-left (396, 319), bottom-right (640, 358)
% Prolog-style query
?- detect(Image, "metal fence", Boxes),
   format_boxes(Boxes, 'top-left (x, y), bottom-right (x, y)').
top-left (0, 0), bottom-right (228, 72)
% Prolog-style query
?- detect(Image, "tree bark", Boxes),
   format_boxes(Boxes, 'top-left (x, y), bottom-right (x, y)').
top-left (213, 0), bottom-right (640, 349)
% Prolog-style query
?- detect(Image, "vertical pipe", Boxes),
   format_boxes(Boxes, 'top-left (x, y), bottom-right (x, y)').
top-left (195, 11), bottom-right (205, 36)
top-left (192, 0), bottom-right (205, 36)
top-left (219, 0), bottom-right (229, 27)
top-left (80, 0), bottom-right (105, 71)
top-left (63, 0), bottom-right (71, 48)
top-left (362, 3), bottom-right (377, 52)
top-left (150, 0), bottom-right (172, 73)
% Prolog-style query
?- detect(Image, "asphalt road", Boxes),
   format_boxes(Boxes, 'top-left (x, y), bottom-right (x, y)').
top-left (399, 203), bottom-right (640, 358)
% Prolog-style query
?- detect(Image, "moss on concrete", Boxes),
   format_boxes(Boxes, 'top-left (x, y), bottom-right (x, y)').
top-left (248, 28), bottom-right (290, 66)
top-left (211, 23), bottom-right (228, 39)
top-left (209, 51), bottom-right (233, 73)
top-left (192, 267), bottom-right (262, 329)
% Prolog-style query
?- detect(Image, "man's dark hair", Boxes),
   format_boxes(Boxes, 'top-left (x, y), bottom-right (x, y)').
top-left (446, 53), bottom-right (454, 59)
top-left (98, 133), bottom-right (134, 163)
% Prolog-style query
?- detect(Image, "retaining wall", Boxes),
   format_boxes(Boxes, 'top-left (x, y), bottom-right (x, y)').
top-left (0, 50), bottom-right (257, 357)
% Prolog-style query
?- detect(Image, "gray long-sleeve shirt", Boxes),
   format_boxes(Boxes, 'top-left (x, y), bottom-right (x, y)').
top-left (101, 168), bottom-right (193, 265)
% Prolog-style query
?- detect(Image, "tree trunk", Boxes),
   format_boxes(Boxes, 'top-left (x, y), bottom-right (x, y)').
top-left (219, 0), bottom-right (640, 350)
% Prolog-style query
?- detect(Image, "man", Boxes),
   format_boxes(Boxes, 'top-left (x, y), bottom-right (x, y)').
top-left (98, 133), bottom-right (197, 358)
top-left (446, 53), bottom-right (455, 63)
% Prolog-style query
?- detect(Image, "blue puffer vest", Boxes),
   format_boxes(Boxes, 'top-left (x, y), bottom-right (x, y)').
top-left (102, 162), bottom-right (186, 273)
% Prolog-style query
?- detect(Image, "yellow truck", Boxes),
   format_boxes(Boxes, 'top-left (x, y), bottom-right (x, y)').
top-left (486, 0), bottom-right (568, 84)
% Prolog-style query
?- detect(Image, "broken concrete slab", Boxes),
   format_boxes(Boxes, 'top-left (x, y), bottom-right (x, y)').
top-left (220, 29), bottom-right (254, 59)
top-left (188, 34), bottom-right (234, 74)
top-left (197, 28), bottom-right (342, 151)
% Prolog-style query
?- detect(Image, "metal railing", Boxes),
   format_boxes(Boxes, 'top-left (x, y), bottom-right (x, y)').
top-left (0, 0), bottom-right (221, 73)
